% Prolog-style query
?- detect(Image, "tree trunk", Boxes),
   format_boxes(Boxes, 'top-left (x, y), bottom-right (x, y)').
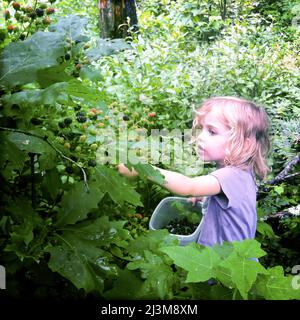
top-left (98, 0), bottom-right (138, 39)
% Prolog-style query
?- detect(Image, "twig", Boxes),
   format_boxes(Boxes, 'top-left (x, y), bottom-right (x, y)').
top-left (266, 152), bottom-right (300, 186)
top-left (0, 126), bottom-right (89, 192)
top-left (29, 152), bottom-right (36, 208)
top-left (258, 152), bottom-right (300, 195)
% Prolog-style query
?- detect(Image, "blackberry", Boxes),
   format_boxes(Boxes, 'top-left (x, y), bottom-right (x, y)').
top-left (19, 34), bottom-right (26, 41)
top-left (123, 115), bottom-right (129, 121)
top-left (35, 8), bottom-right (44, 17)
top-left (74, 104), bottom-right (81, 111)
top-left (65, 53), bottom-right (71, 61)
top-left (64, 117), bottom-right (72, 126)
top-left (28, 11), bottom-right (37, 19)
top-left (166, 217), bottom-right (198, 235)
top-left (88, 160), bottom-right (97, 167)
top-left (76, 111), bottom-right (86, 117)
top-left (30, 118), bottom-right (42, 125)
top-left (77, 115), bottom-right (87, 123)
top-left (65, 166), bottom-right (73, 174)
top-left (58, 121), bottom-right (66, 129)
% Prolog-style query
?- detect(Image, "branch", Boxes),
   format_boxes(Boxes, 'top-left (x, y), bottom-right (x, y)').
top-left (0, 126), bottom-right (89, 192)
top-left (258, 152), bottom-right (300, 196)
top-left (266, 152), bottom-right (300, 186)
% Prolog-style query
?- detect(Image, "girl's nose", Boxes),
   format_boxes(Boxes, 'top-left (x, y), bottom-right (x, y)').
top-left (197, 131), bottom-right (205, 143)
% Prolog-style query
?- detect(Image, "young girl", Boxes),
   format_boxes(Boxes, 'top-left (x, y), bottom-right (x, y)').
top-left (118, 96), bottom-right (271, 247)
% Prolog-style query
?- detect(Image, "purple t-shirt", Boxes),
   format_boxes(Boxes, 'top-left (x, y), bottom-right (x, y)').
top-left (197, 166), bottom-right (258, 247)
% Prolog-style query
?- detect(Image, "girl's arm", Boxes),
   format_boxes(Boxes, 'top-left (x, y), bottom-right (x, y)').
top-left (117, 163), bottom-right (221, 197)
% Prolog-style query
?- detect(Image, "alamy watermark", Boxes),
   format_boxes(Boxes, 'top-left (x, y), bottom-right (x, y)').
top-left (0, 265), bottom-right (5, 289)
top-left (92, 127), bottom-right (204, 175)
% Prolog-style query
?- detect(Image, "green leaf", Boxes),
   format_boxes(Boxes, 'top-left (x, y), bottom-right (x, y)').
top-left (274, 185), bottom-right (284, 195)
top-left (79, 66), bottom-right (103, 82)
top-left (0, 31), bottom-right (66, 88)
top-left (56, 181), bottom-right (104, 226)
top-left (93, 165), bottom-right (142, 207)
top-left (37, 65), bottom-right (73, 88)
top-left (47, 242), bottom-right (105, 294)
top-left (7, 132), bottom-right (54, 155)
top-left (103, 269), bottom-right (143, 299)
top-left (255, 266), bottom-right (300, 300)
top-left (161, 243), bottom-right (221, 282)
top-left (4, 205), bottom-right (43, 261)
top-left (9, 220), bottom-right (34, 247)
top-left (128, 250), bottom-right (178, 299)
top-left (65, 80), bottom-right (107, 104)
top-left (127, 230), bottom-right (178, 256)
top-left (85, 38), bottom-right (130, 61)
top-left (131, 163), bottom-right (165, 185)
top-left (2, 82), bottom-right (69, 108)
top-left (47, 216), bottom-right (125, 293)
top-left (42, 168), bottom-right (62, 200)
top-left (0, 134), bottom-right (25, 179)
top-left (231, 239), bottom-right (267, 259)
top-left (62, 216), bottom-right (131, 248)
top-left (48, 15), bottom-right (89, 43)
top-left (220, 254), bottom-right (267, 299)
top-left (256, 221), bottom-right (278, 239)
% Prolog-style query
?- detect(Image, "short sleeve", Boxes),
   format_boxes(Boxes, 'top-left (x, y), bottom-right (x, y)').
top-left (209, 167), bottom-right (246, 209)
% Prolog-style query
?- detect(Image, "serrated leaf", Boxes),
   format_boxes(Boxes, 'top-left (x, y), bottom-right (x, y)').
top-left (47, 216), bottom-right (124, 293)
top-left (80, 66), bottom-right (103, 82)
top-left (65, 80), bottom-right (107, 104)
top-left (255, 266), bottom-right (300, 300)
top-left (211, 241), bottom-right (234, 259)
top-left (0, 31), bottom-right (66, 88)
top-left (126, 230), bottom-right (177, 256)
top-left (85, 38), bottom-right (130, 61)
top-left (7, 132), bottom-right (54, 155)
top-left (48, 15), bottom-right (89, 42)
top-left (56, 181), bottom-right (104, 225)
top-left (161, 243), bottom-right (221, 282)
top-left (131, 163), bottom-right (165, 185)
top-left (220, 253), bottom-right (267, 299)
top-left (63, 216), bottom-right (130, 247)
top-left (0, 134), bottom-right (25, 179)
top-left (9, 220), bottom-right (34, 247)
top-left (103, 269), bottom-right (143, 299)
top-left (37, 65), bottom-right (73, 88)
top-left (231, 239), bottom-right (267, 259)
top-left (2, 82), bottom-right (69, 108)
top-left (127, 250), bottom-right (178, 299)
top-left (93, 165), bottom-right (142, 206)
top-left (256, 221), bottom-right (278, 239)
top-left (47, 243), bottom-right (105, 294)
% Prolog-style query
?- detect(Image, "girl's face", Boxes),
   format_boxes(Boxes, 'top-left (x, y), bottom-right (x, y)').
top-left (196, 108), bottom-right (230, 165)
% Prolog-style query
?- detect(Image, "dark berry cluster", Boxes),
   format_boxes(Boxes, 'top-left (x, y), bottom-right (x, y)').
top-left (76, 111), bottom-right (87, 123)
top-left (165, 217), bottom-right (198, 235)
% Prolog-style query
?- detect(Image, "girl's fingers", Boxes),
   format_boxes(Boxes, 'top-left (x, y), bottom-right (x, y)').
top-left (188, 197), bottom-right (203, 206)
top-left (118, 163), bottom-right (138, 177)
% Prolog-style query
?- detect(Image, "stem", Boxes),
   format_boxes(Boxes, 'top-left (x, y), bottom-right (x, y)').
top-left (29, 152), bottom-right (36, 208)
top-left (232, 288), bottom-right (237, 300)
top-left (0, 126), bottom-right (89, 192)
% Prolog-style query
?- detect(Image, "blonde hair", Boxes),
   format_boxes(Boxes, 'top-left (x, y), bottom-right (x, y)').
top-left (193, 96), bottom-right (271, 180)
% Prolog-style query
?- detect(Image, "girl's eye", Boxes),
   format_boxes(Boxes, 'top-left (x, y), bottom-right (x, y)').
top-left (208, 129), bottom-right (216, 135)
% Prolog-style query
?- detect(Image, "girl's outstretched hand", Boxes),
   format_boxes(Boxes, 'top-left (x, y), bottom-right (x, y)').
top-left (188, 197), bottom-right (204, 206)
top-left (117, 163), bottom-right (138, 178)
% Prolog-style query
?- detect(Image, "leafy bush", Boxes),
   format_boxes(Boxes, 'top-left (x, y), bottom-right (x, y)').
top-left (0, 0), bottom-right (299, 300)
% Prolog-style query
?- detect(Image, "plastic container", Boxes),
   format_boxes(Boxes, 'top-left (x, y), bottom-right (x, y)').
top-left (149, 197), bottom-right (203, 245)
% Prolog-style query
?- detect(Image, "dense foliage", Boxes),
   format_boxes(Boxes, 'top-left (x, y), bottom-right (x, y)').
top-left (0, 0), bottom-right (299, 300)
